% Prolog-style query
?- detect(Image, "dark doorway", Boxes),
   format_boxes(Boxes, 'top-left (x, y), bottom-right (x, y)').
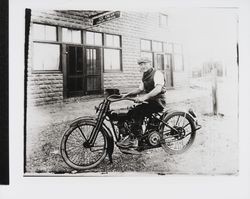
top-left (65, 45), bottom-right (102, 97)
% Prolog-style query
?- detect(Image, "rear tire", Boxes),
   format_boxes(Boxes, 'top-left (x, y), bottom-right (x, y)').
top-left (60, 120), bottom-right (108, 170)
top-left (160, 112), bottom-right (196, 155)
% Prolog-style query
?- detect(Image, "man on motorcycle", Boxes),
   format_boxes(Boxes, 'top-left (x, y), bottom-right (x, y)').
top-left (116, 57), bottom-right (166, 151)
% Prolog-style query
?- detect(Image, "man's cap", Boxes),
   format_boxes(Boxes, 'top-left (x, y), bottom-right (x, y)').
top-left (137, 57), bottom-right (152, 64)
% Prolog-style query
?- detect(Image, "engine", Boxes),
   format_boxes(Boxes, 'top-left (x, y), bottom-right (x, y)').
top-left (147, 131), bottom-right (161, 146)
top-left (117, 120), bottom-right (131, 137)
top-left (109, 107), bottom-right (132, 137)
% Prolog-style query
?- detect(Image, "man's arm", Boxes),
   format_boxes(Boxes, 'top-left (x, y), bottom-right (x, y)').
top-left (123, 88), bottom-right (143, 98)
top-left (136, 84), bottom-right (162, 102)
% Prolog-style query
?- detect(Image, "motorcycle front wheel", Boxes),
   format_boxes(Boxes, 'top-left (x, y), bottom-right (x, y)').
top-left (159, 111), bottom-right (196, 155)
top-left (60, 120), bottom-right (108, 170)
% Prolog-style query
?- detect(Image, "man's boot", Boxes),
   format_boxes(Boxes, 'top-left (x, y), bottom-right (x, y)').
top-left (116, 135), bottom-right (138, 149)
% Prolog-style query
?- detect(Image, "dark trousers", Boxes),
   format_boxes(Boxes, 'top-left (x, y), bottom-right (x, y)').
top-left (127, 102), bottom-right (163, 137)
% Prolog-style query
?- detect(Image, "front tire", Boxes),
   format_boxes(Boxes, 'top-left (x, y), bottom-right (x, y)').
top-left (60, 120), bottom-right (108, 170)
top-left (159, 112), bottom-right (196, 155)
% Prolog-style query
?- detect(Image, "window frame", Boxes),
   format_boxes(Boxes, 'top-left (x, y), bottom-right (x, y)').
top-left (159, 13), bottom-right (168, 28)
top-left (152, 40), bottom-right (163, 52)
top-left (84, 31), bottom-right (103, 47)
top-left (32, 23), bottom-right (62, 73)
top-left (140, 39), bottom-right (165, 67)
top-left (32, 23), bottom-right (123, 73)
top-left (62, 27), bottom-right (82, 44)
top-left (32, 23), bottom-right (58, 42)
top-left (103, 33), bottom-right (123, 72)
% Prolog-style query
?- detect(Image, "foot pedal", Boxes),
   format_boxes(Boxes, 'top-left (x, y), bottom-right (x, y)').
top-left (120, 148), bottom-right (141, 155)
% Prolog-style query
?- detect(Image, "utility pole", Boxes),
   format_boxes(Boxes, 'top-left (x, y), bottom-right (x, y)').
top-left (212, 63), bottom-right (218, 115)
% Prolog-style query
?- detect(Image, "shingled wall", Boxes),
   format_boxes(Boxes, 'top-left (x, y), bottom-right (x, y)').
top-left (27, 10), bottom-right (188, 106)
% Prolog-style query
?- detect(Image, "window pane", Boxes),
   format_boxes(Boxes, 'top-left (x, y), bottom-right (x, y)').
top-left (113, 35), bottom-right (120, 47)
top-left (62, 28), bottom-right (81, 43)
top-left (174, 54), bottom-right (183, 71)
top-left (62, 28), bottom-right (71, 42)
top-left (141, 40), bottom-right (151, 51)
top-left (140, 52), bottom-right (153, 63)
top-left (33, 24), bottom-right (57, 41)
top-left (164, 43), bottom-right (173, 53)
top-left (160, 14), bottom-right (168, 27)
top-left (156, 54), bottom-right (164, 70)
top-left (72, 30), bottom-right (81, 44)
top-left (94, 33), bottom-right (102, 45)
top-left (86, 31), bottom-right (94, 45)
top-left (174, 43), bottom-right (182, 54)
top-left (33, 43), bottom-right (60, 70)
top-left (152, 41), bottom-right (163, 52)
top-left (86, 32), bottom-right (102, 46)
top-left (104, 49), bottom-right (121, 70)
top-left (106, 35), bottom-right (113, 47)
top-left (33, 24), bottom-right (45, 40)
top-left (45, 25), bottom-right (57, 41)
top-left (165, 54), bottom-right (172, 69)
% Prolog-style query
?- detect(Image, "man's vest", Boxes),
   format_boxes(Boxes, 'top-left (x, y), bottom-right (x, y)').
top-left (142, 68), bottom-right (166, 108)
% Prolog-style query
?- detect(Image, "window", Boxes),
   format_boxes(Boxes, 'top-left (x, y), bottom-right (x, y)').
top-left (62, 28), bottom-right (81, 44)
top-left (174, 43), bottom-right (182, 54)
top-left (155, 54), bottom-right (164, 70)
top-left (86, 31), bottom-right (102, 46)
top-left (104, 49), bottom-right (121, 70)
top-left (33, 24), bottom-right (57, 41)
top-left (140, 52), bottom-right (153, 63)
top-left (33, 43), bottom-right (60, 70)
top-left (105, 34), bottom-right (120, 47)
top-left (104, 34), bottom-right (122, 71)
top-left (164, 43), bottom-right (173, 53)
top-left (140, 39), bottom-right (153, 65)
top-left (159, 14), bottom-right (168, 28)
top-left (152, 41), bottom-right (163, 52)
top-left (32, 23), bottom-right (60, 71)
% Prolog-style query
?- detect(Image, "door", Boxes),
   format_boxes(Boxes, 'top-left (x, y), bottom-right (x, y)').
top-left (85, 47), bottom-right (102, 95)
top-left (66, 45), bottom-right (85, 97)
top-left (65, 45), bottom-right (102, 97)
top-left (154, 53), bottom-right (173, 88)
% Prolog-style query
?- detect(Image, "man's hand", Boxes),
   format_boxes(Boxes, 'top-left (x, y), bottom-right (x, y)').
top-left (135, 95), bottom-right (148, 103)
top-left (121, 93), bottom-right (129, 98)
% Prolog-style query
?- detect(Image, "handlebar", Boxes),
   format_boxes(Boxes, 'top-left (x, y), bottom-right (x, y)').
top-left (106, 94), bottom-right (148, 104)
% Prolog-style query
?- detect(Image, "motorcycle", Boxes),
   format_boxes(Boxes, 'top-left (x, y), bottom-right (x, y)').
top-left (60, 90), bottom-right (201, 170)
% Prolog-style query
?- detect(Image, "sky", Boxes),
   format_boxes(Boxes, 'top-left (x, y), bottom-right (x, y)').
top-left (167, 8), bottom-right (238, 71)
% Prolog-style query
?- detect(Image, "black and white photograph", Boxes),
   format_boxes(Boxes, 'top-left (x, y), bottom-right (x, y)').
top-left (2, 0), bottom-right (250, 198)
top-left (24, 8), bottom-right (239, 175)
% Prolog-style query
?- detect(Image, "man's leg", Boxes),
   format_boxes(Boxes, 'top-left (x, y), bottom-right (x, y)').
top-left (116, 104), bottom-right (146, 148)
top-left (117, 102), bottom-right (163, 148)
top-left (129, 102), bottom-right (163, 136)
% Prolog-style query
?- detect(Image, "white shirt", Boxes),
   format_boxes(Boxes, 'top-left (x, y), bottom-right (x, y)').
top-left (139, 70), bottom-right (165, 91)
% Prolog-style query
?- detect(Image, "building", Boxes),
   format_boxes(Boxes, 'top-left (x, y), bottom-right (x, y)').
top-left (26, 10), bottom-right (188, 106)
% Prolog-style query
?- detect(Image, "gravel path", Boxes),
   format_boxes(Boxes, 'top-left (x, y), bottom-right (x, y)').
top-left (25, 87), bottom-right (238, 175)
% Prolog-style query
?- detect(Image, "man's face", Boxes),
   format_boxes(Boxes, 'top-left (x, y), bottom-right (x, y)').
top-left (139, 62), bottom-right (151, 73)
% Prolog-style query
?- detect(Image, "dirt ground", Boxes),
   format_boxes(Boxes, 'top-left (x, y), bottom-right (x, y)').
top-left (25, 86), bottom-right (238, 176)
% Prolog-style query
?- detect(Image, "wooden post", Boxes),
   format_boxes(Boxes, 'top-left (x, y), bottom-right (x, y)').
top-left (212, 64), bottom-right (218, 115)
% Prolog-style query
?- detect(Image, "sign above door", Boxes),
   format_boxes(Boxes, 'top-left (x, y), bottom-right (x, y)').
top-left (92, 11), bottom-right (121, 26)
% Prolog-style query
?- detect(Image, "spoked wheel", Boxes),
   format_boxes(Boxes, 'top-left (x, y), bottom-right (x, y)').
top-left (160, 112), bottom-right (196, 154)
top-left (60, 120), bottom-right (108, 170)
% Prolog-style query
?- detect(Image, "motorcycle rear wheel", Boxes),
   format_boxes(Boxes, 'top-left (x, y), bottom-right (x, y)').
top-left (60, 120), bottom-right (108, 170)
top-left (159, 111), bottom-right (196, 155)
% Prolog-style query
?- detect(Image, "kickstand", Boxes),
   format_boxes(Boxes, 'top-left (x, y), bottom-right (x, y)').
top-left (108, 153), bottom-right (113, 164)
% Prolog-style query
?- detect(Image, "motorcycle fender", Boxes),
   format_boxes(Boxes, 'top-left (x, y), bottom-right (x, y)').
top-left (162, 110), bottom-right (200, 129)
top-left (69, 116), bottom-right (97, 127)
top-left (69, 116), bottom-right (114, 160)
